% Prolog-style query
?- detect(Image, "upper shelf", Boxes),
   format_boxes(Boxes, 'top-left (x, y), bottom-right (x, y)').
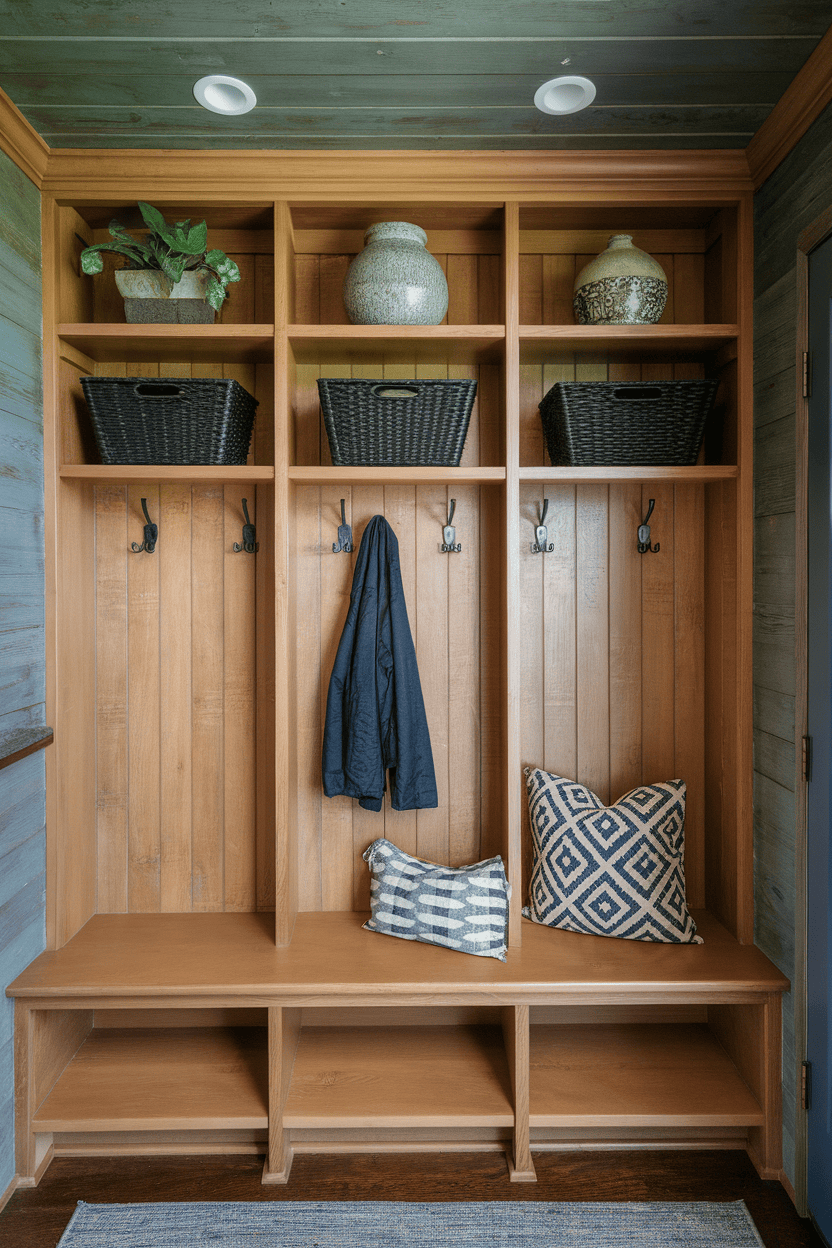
top-left (60, 465), bottom-right (275, 484)
top-left (58, 324), bottom-right (275, 364)
top-left (519, 324), bottom-right (739, 361)
top-left (288, 325), bottom-right (505, 364)
top-left (520, 466), bottom-right (739, 484)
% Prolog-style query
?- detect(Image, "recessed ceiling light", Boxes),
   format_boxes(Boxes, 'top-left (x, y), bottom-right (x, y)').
top-left (534, 75), bottom-right (596, 115)
top-left (193, 75), bottom-right (257, 116)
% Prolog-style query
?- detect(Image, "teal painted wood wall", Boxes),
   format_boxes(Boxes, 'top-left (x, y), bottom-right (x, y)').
top-left (753, 98), bottom-right (832, 1189)
top-left (0, 145), bottom-right (44, 1196)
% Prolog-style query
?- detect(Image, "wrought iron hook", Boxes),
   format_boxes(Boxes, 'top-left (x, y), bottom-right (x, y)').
top-left (637, 498), bottom-right (660, 554)
top-left (441, 498), bottom-right (461, 553)
top-left (233, 498), bottom-right (258, 554)
top-left (530, 498), bottom-right (554, 554)
top-left (130, 497), bottom-right (158, 554)
top-left (332, 499), bottom-right (353, 553)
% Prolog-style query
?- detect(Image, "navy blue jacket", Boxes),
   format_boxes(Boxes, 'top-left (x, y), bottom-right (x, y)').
top-left (322, 515), bottom-right (438, 812)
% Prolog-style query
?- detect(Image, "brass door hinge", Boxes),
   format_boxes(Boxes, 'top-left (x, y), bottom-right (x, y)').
top-left (803, 351), bottom-right (811, 399)
top-left (803, 735), bottom-right (812, 782)
top-left (802, 1060), bottom-right (811, 1111)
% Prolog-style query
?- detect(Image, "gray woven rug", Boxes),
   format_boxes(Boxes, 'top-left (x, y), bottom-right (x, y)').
top-left (58, 1199), bottom-right (766, 1247)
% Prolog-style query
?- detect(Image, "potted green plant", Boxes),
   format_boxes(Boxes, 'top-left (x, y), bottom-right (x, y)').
top-left (79, 201), bottom-right (241, 324)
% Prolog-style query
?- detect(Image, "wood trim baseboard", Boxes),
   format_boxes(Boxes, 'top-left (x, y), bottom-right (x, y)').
top-left (0, 84), bottom-right (49, 188)
top-left (746, 25), bottom-right (832, 190)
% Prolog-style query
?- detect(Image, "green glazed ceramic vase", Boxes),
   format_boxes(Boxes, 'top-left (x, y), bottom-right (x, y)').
top-left (573, 234), bottom-right (668, 325)
top-left (343, 221), bottom-right (449, 325)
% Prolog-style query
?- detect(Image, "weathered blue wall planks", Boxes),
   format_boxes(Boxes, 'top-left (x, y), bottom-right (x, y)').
top-left (0, 143), bottom-right (44, 1198)
top-left (753, 98), bottom-right (832, 1189)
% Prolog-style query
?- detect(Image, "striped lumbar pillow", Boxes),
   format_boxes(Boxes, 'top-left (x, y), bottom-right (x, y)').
top-left (362, 838), bottom-right (510, 961)
top-left (523, 768), bottom-right (702, 944)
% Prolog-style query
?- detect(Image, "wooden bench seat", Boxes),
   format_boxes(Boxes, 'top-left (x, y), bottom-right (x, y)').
top-left (7, 909), bottom-right (788, 1005)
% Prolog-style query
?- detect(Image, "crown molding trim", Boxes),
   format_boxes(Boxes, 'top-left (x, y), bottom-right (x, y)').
top-left (39, 147), bottom-right (754, 200)
top-left (746, 23), bottom-right (832, 190)
top-left (0, 84), bottom-right (50, 188)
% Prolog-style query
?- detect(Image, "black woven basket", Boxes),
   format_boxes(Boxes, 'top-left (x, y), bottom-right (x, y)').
top-left (81, 376), bottom-right (258, 465)
top-left (317, 377), bottom-right (477, 466)
top-left (539, 379), bottom-right (719, 467)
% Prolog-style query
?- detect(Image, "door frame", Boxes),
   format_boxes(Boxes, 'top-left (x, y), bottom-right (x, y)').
top-left (796, 204), bottom-right (832, 1218)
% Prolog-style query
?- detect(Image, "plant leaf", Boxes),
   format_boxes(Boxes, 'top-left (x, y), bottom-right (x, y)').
top-left (137, 201), bottom-right (169, 235)
top-left (80, 249), bottom-right (104, 275)
top-left (205, 275), bottom-right (226, 310)
top-left (160, 252), bottom-right (188, 284)
top-left (183, 221), bottom-right (208, 254)
top-left (80, 241), bottom-right (157, 274)
top-left (205, 251), bottom-right (240, 282)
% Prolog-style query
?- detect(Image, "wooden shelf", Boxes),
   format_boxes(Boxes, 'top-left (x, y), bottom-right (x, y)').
top-left (529, 1024), bottom-right (764, 1127)
top-left (288, 324), bottom-right (505, 364)
top-left (519, 324), bottom-right (739, 361)
top-left (59, 464), bottom-right (275, 483)
top-left (519, 465), bottom-right (739, 484)
top-left (289, 466), bottom-right (505, 484)
top-left (6, 910), bottom-right (789, 1004)
top-left (58, 324), bottom-right (275, 364)
top-left (284, 1025), bottom-right (513, 1128)
top-left (32, 1027), bottom-right (268, 1133)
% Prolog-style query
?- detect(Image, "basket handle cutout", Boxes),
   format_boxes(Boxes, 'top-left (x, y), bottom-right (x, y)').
top-left (133, 382), bottom-right (188, 399)
top-left (370, 384), bottom-right (420, 400)
top-left (611, 386), bottom-right (664, 402)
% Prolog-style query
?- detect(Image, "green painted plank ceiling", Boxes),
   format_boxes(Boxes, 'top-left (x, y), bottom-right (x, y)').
top-left (0, 1), bottom-right (830, 149)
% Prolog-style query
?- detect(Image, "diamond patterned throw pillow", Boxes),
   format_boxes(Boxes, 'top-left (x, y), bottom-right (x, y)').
top-left (523, 768), bottom-right (702, 944)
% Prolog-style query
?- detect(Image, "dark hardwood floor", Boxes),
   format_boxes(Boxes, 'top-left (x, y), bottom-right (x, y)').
top-left (0, 1150), bottom-right (823, 1247)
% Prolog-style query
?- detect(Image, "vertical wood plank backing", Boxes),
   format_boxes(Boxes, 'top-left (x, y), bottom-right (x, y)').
top-left (674, 484), bottom-right (706, 909)
top-left (296, 486), bottom-right (323, 912)
top-left (519, 486), bottom-right (710, 905)
top-left (576, 486), bottom-right (610, 803)
top-left (95, 485), bottom-right (129, 914)
top-left (641, 484), bottom-right (676, 785)
top-left (92, 483), bottom-right (261, 914)
top-left (292, 482), bottom-right (503, 910)
top-left (480, 482), bottom-right (505, 865)
top-left (126, 482), bottom-right (161, 912)
top-left (318, 486), bottom-right (354, 910)
top-left (608, 482), bottom-right (643, 800)
top-left (191, 486), bottom-right (225, 912)
top-left (224, 488), bottom-right (257, 912)
top-left (255, 484), bottom-right (276, 914)
top-left (383, 485), bottom-right (419, 861)
top-left (158, 483), bottom-right (193, 913)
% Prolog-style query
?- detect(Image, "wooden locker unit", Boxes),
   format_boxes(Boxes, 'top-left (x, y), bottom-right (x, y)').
top-left (8, 151), bottom-right (787, 1188)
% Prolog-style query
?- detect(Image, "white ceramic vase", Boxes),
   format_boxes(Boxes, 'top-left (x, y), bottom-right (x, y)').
top-left (343, 221), bottom-right (448, 325)
top-left (573, 234), bottom-right (668, 325)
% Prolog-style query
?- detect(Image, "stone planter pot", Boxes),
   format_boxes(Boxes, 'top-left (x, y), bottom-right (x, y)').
top-left (114, 269), bottom-right (215, 324)
top-left (573, 234), bottom-right (668, 325)
top-left (343, 221), bottom-right (448, 325)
